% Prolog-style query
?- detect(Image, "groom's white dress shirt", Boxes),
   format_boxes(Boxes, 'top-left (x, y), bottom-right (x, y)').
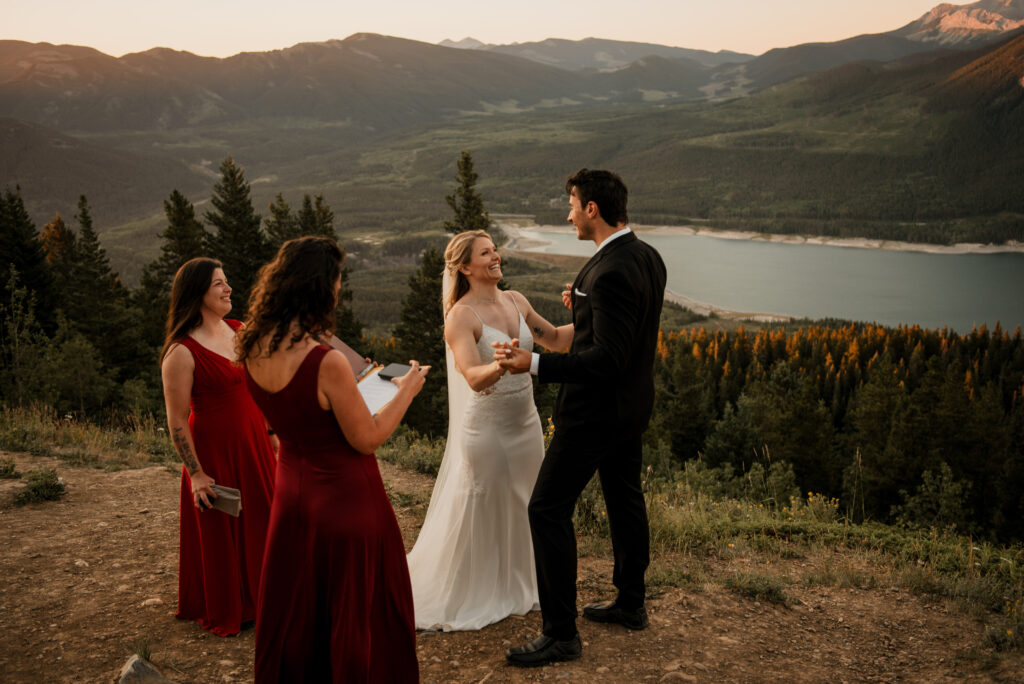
top-left (528, 227), bottom-right (632, 375)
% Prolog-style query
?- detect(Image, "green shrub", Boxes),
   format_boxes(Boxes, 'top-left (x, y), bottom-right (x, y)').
top-left (14, 467), bottom-right (65, 505)
top-left (0, 456), bottom-right (19, 479)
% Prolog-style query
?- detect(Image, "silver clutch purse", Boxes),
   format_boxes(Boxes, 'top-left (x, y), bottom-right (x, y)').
top-left (206, 484), bottom-right (242, 517)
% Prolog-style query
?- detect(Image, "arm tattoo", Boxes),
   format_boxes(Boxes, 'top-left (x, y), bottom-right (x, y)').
top-left (172, 426), bottom-right (201, 475)
top-left (532, 325), bottom-right (545, 338)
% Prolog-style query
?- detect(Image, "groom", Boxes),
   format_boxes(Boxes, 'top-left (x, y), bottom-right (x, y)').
top-left (495, 168), bottom-right (666, 666)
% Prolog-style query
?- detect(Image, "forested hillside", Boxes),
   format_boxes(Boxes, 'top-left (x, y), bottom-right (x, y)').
top-left (649, 322), bottom-right (1024, 542)
top-left (2, 30), bottom-right (1023, 274)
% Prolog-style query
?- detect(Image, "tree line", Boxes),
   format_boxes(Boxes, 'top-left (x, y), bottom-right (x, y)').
top-left (0, 156), bottom-right (369, 418)
top-left (0, 152), bottom-right (494, 427)
top-left (647, 322), bottom-right (1024, 542)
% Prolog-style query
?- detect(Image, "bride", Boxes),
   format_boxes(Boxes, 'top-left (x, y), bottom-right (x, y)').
top-left (407, 229), bottom-right (573, 631)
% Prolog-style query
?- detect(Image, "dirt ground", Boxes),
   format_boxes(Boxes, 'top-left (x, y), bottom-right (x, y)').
top-left (1, 451), bottom-right (1022, 683)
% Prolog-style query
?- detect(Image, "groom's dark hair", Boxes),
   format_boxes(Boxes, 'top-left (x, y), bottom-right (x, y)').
top-left (566, 168), bottom-right (629, 226)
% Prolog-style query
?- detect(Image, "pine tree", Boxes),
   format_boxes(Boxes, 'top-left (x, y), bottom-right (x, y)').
top-left (443, 151), bottom-right (491, 235)
top-left (0, 187), bottom-right (57, 332)
top-left (392, 247), bottom-right (447, 434)
top-left (41, 213), bottom-right (78, 299)
top-left (335, 264), bottom-right (364, 344)
top-left (205, 156), bottom-right (267, 314)
top-left (70, 196), bottom-right (148, 387)
top-left (154, 190), bottom-right (209, 282)
top-left (298, 193), bottom-right (336, 239)
top-left (135, 190), bottom-right (210, 348)
top-left (265, 193), bottom-right (299, 251)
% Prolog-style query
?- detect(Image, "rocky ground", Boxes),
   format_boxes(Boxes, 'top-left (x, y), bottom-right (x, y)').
top-left (1, 451), bottom-right (1022, 683)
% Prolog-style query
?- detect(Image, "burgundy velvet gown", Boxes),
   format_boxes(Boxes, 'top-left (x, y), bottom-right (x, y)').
top-left (245, 345), bottom-right (418, 683)
top-left (176, 318), bottom-right (277, 636)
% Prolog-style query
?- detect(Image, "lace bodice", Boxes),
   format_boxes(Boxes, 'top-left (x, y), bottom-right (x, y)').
top-left (473, 317), bottom-right (534, 398)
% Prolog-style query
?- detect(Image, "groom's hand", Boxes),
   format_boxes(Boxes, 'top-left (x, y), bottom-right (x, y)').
top-left (561, 283), bottom-right (573, 310)
top-left (492, 339), bottom-right (531, 374)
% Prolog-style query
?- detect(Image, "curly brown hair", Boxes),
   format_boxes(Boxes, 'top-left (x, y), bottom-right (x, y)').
top-left (235, 236), bottom-right (344, 363)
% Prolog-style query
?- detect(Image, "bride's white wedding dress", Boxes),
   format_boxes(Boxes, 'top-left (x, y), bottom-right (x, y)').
top-left (406, 300), bottom-right (544, 631)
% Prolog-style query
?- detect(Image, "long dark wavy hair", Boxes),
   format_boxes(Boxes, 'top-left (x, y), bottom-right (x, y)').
top-left (236, 236), bottom-right (345, 363)
top-left (161, 257), bottom-right (223, 362)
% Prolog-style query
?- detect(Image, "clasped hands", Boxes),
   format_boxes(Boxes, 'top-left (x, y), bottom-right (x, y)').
top-left (492, 339), bottom-right (531, 374)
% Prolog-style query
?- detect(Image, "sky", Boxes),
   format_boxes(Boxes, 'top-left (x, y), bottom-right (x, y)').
top-left (5, 0), bottom-right (950, 58)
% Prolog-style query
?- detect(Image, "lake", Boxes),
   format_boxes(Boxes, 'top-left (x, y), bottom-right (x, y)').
top-left (516, 228), bottom-right (1024, 333)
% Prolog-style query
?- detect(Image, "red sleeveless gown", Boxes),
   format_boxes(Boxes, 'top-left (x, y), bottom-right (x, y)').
top-left (176, 318), bottom-right (277, 636)
top-left (245, 345), bottom-right (418, 683)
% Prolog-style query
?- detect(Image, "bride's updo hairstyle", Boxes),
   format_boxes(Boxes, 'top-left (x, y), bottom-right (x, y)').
top-left (443, 229), bottom-right (492, 316)
top-left (236, 236), bottom-right (344, 363)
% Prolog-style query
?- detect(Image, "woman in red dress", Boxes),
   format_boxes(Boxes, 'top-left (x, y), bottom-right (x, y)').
top-left (238, 237), bottom-right (426, 683)
top-left (160, 258), bottom-right (277, 636)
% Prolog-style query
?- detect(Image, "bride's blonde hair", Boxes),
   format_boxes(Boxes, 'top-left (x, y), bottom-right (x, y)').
top-left (443, 230), bottom-right (492, 316)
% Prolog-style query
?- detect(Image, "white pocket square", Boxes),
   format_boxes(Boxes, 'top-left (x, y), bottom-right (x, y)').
top-left (574, 288), bottom-right (588, 297)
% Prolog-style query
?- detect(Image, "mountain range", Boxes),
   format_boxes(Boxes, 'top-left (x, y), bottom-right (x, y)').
top-left (1, 0), bottom-right (1022, 275)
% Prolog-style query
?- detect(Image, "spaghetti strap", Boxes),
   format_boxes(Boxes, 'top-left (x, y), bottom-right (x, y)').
top-left (455, 303), bottom-right (485, 326)
top-left (504, 291), bottom-right (525, 320)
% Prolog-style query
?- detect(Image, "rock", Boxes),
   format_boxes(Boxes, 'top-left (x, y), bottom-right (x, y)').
top-left (596, 666), bottom-right (610, 673)
top-left (118, 654), bottom-right (175, 683)
top-left (661, 673), bottom-right (697, 682)
top-left (217, 660), bottom-right (235, 667)
top-left (74, 559), bottom-right (89, 568)
top-left (141, 598), bottom-right (164, 607)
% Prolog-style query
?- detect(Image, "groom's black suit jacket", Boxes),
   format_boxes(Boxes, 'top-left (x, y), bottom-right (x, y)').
top-left (538, 231), bottom-right (666, 434)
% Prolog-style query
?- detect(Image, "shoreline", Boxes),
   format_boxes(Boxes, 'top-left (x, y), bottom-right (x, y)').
top-left (497, 218), bottom-right (1024, 255)
top-left (499, 220), bottom-right (795, 323)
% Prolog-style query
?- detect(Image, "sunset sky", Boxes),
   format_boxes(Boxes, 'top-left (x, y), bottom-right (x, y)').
top-left (6, 0), bottom-right (946, 57)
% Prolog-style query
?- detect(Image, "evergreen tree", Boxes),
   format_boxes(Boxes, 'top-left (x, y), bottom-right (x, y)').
top-left (392, 247), bottom-right (447, 434)
top-left (205, 156), bottom-right (267, 314)
top-left (136, 190), bottom-right (209, 348)
top-left (335, 264), bottom-right (363, 344)
top-left (41, 213), bottom-right (78, 298)
top-left (443, 150), bottom-right (491, 235)
top-left (154, 190), bottom-right (209, 281)
top-left (265, 193), bottom-right (299, 251)
top-left (0, 187), bottom-right (57, 332)
top-left (69, 196), bottom-right (148, 387)
top-left (298, 193), bottom-right (336, 239)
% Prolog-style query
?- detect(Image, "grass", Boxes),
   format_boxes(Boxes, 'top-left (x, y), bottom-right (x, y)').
top-left (375, 429), bottom-right (446, 477)
top-left (724, 571), bottom-right (793, 605)
top-left (0, 406), bottom-right (177, 471)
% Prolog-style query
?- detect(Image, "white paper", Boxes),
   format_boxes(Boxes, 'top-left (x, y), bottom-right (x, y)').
top-left (358, 368), bottom-right (399, 415)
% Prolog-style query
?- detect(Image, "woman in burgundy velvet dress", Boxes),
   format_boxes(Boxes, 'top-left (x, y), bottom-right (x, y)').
top-left (160, 258), bottom-right (277, 636)
top-left (238, 236), bottom-right (428, 683)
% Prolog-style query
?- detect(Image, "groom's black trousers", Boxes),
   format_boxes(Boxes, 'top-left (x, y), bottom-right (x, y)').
top-left (528, 426), bottom-right (650, 641)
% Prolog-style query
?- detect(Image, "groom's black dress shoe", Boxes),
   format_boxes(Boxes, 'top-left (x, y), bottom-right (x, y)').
top-left (583, 601), bottom-right (649, 630)
top-left (505, 633), bottom-right (582, 667)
